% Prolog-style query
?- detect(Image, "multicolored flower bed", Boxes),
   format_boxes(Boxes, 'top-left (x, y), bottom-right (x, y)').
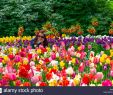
top-left (0, 35), bottom-right (113, 86)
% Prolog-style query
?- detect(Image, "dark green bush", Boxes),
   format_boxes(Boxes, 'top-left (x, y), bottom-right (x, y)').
top-left (0, 0), bottom-right (113, 37)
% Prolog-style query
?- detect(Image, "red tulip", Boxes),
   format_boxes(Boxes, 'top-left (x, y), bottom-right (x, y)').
top-left (15, 80), bottom-right (22, 86)
top-left (40, 82), bottom-right (47, 86)
top-left (28, 53), bottom-right (32, 61)
top-left (46, 73), bottom-right (52, 80)
top-left (82, 74), bottom-right (91, 85)
top-left (8, 54), bottom-right (14, 60)
top-left (23, 82), bottom-right (31, 86)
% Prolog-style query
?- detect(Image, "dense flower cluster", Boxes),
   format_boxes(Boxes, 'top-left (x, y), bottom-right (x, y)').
top-left (0, 35), bottom-right (113, 86)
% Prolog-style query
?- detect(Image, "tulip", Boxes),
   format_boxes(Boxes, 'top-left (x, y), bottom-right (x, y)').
top-left (111, 43), bottom-right (113, 48)
top-left (15, 80), bottom-right (22, 86)
top-left (102, 79), bottom-right (112, 86)
top-left (0, 63), bottom-right (3, 68)
top-left (110, 70), bottom-right (113, 77)
top-left (80, 52), bottom-right (86, 59)
top-left (88, 44), bottom-right (92, 50)
top-left (60, 61), bottom-right (65, 68)
top-left (94, 72), bottom-right (104, 81)
top-left (30, 61), bottom-right (35, 66)
top-left (0, 68), bottom-right (3, 73)
top-left (71, 58), bottom-right (76, 64)
top-left (106, 58), bottom-right (110, 64)
top-left (73, 77), bottom-right (80, 86)
top-left (23, 57), bottom-right (29, 64)
top-left (14, 55), bottom-right (21, 62)
top-left (90, 68), bottom-right (96, 74)
top-left (104, 44), bottom-right (110, 50)
top-left (31, 75), bottom-right (41, 84)
top-left (7, 73), bottom-right (16, 81)
top-left (79, 63), bottom-right (85, 72)
top-left (66, 67), bottom-right (74, 75)
top-left (51, 52), bottom-right (56, 60)
top-left (23, 82), bottom-right (31, 86)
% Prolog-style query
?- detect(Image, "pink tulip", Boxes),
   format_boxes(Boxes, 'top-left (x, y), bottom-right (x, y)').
top-left (88, 45), bottom-right (92, 49)
top-left (102, 79), bottom-right (112, 86)
top-left (80, 52), bottom-right (86, 59)
top-left (28, 66), bottom-right (35, 78)
top-left (7, 73), bottom-right (16, 81)
top-left (104, 44), bottom-right (110, 50)
top-left (76, 58), bottom-right (79, 64)
top-left (31, 75), bottom-right (42, 84)
top-left (51, 52), bottom-right (56, 60)
top-left (39, 45), bottom-right (44, 49)
top-left (111, 43), bottom-right (113, 48)
top-left (0, 78), bottom-right (8, 86)
top-left (81, 45), bottom-right (85, 51)
top-left (79, 63), bottom-right (85, 72)
top-left (70, 46), bottom-right (75, 51)
top-left (110, 70), bottom-right (113, 77)
top-left (90, 68), bottom-right (96, 74)
top-left (13, 69), bottom-right (16, 73)
top-left (27, 45), bottom-right (32, 50)
top-left (49, 57), bottom-right (52, 62)
top-left (68, 48), bottom-right (72, 54)
top-left (93, 57), bottom-right (100, 64)
top-left (60, 41), bottom-right (65, 48)
top-left (94, 72), bottom-right (103, 80)
top-left (6, 66), bottom-right (13, 73)
top-left (0, 58), bottom-right (3, 62)
top-left (14, 55), bottom-right (21, 62)
top-left (30, 61), bottom-right (35, 66)
top-left (0, 68), bottom-right (3, 73)
top-left (68, 46), bottom-right (75, 56)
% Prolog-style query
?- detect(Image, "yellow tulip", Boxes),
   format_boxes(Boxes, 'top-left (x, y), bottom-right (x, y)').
top-left (17, 62), bottom-right (21, 67)
top-left (2, 60), bottom-right (5, 64)
top-left (60, 61), bottom-right (65, 68)
top-left (46, 47), bottom-right (51, 52)
top-left (78, 47), bottom-right (81, 51)
top-left (49, 68), bottom-right (52, 72)
top-left (73, 78), bottom-right (80, 86)
top-left (3, 55), bottom-right (9, 62)
top-left (110, 49), bottom-right (113, 53)
top-left (105, 58), bottom-right (110, 64)
top-left (49, 81), bottom-right (54, 86)
top-left (110, 52), bottom-right (113, 57)
top-left (112, 80), bottom-right (113, 85)
top-left (71, 58), bottom-right (76, 64)
top-left (23, 60), bottom-right (29, 65)
top-left (62, 34), bottom-right (66, 37)
top-left (37, 49), bottom-right (41, 54)
top-left (100, 57), bottom-right (105, 63)
top-left (102, 54), bottom-right (107, 59)
top-left (49, 80), bottom-right (57, 86)
top-left (53, 65), bottom-right (58, 70)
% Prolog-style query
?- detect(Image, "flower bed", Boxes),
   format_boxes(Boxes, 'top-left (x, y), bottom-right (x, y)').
top-left (0, 36), bottom-right (113, 86)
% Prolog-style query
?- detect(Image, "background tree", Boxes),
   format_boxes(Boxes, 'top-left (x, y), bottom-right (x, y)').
top-left (0, 0), bottom-right (113, 36)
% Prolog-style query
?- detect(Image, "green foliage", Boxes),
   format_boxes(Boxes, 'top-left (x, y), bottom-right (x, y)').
top-left (0, 0), bottom-right (113, 36)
